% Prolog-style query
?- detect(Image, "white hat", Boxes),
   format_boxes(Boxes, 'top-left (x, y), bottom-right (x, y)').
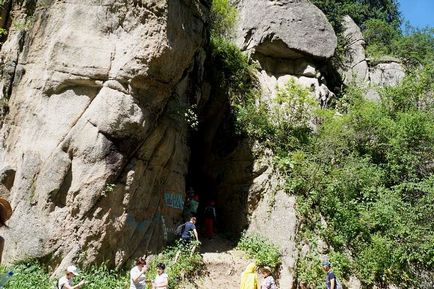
top-left (67, 265), bottom-right (79, 276)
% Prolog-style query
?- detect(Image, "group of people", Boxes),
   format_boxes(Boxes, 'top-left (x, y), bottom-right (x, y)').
top-left (240, 260), bottom-right (340, 289)
top-left (129, 257), bottom-right (168, 289)
top-left (240, 263), bottom-right (277, 289)
top-left (57, 259), bottom-right (168, 289)
top-left (182, 188), bottom-right (217, 239)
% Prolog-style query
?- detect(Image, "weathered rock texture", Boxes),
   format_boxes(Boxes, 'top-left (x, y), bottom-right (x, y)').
top-left (369, 58), bottom-right (406, 87)
top-left (235, 0), bottom-right (337, 60)
top-left (222, 1), bottom-right (337, 288)
top-left (0, 0), bottom-right (207, 270)
top-left (341, 15), bottom-right (369, 84)
top-left (339, 16), bottom-right (406, 102)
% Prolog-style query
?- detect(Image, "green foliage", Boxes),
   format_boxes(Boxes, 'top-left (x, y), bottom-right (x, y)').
top-left (311, 0), bottom-right (400, 33)
top-left (1, 262), bottom-right (52, 289)
top-left (286, 68), bottom-right (434, 287)
top-left (146, 240), bottom-right (204, 289)
top-left (237, 232), bottom-right (281, 268)
top-left (210, 0), bottom-right (237, 38)
top-left (209, 36), bottom-right (254, 96)
top-left (392, 27), bottom-right (434, 67)
top-left (364, 23), bottom-right (434, 66)
top-left (0, 261), bottom-right (127, 289)
top-left (234, 79), bottom-right (317, 155)
top-left (364, 18), bottom-right (400, 57)
top-left (74, 265), bottom-right (128, 289)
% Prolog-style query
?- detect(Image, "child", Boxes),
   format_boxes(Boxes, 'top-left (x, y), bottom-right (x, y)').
top-left (152, 263), bottom-right (168, 289)
top-left (58, 265), bottom-right (85, 289)
top-left (260, 266), bottom-right (277, 289)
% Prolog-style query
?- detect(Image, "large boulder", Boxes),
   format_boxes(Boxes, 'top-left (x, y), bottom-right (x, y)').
top-left (341, 15), bottom-right (369, 84)
top-left (235, 0), bottom-right (337, 59)
top-left (0, 0), bottom-right (207, 270)
top-left (369, 58), bottom-right (406, 87)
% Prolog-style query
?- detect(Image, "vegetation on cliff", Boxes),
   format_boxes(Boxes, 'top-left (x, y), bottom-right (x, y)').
top-left (312, 0), bottom-right (434, 67)
top-left (291, 66), bottom-right (434, 287)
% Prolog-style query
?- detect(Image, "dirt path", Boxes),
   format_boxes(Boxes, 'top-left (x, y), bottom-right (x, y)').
top-left (192, 236), bottom-right (254, 289)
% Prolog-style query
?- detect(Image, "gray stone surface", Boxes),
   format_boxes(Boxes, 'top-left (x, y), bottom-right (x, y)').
top-left (0, 0), bottom-right (207, 270)
top-left (235, 0), bottom-right (337, 59)
top-left (341, 15), bottom-right (369, 84)
top-left (369, 60), bottom-right (406, 87)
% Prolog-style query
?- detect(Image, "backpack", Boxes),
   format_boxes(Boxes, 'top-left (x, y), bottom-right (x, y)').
top-left (175, 223), bottom-right (185, 236)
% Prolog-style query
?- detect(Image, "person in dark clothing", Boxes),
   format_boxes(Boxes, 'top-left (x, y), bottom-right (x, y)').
top-left (175, 217), bottom-right (199, 262)
top-left (322, 261), bottom-right (336, 289)
top-left (181, 216), bottom-right (199, 243)
top-left (203, 201), bottom-right (216, 239)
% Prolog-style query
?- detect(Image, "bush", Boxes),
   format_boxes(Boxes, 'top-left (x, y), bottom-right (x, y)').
top-left (237, 233), bottom-right (281, 268)
top-left (0, 261), bottom-right (128, 289)
top-left (288, 69), bottom-right (434, 286)
top-left (146, 240), bottom-right (204, 289)
top-left (234, 79), bottom-right (317, 154)
top-left (210, 0), bottom-right (237, 38)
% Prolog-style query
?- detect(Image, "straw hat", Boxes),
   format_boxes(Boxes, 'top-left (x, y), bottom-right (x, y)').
top-left (0, 196), bottom-right (12, 221)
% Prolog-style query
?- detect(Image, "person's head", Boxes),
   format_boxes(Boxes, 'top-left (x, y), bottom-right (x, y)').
top-left (0, 196), bottom-right (12, 227)
top-left (136, 257), bottom-right (146, 268)
top-left (260, 266), bottom-right (272, 277)
top-left (156, 263), bottom-right (165, 275)
top-left (321, 261), bottom-right (331, 272)
top-left (190, 216), bottom-right (197, 224)
top-left (66, 265), bottom-right (79, 279)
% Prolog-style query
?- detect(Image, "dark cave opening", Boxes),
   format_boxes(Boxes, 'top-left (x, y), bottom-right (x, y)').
top-left (185, 81), bottom-right (256, 240)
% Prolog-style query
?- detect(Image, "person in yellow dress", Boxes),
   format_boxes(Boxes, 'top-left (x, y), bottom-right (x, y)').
top-left (240, 263), bottom-right (260, 289)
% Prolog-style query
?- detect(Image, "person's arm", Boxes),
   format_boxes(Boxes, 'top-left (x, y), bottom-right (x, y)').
top-left (193, 228), bottom-right (199, 241)
top-left (133, 266), bottom-right (147, 283)
top-left (63, 280), bottom-right (86, 289)
top-left (330, 278), bottom-right (336, 289)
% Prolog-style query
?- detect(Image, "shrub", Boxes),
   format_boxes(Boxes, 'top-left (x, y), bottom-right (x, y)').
top-left (237, 233), bottom-right (281, 268)
top-left (146, 240), bottom-right (204, 289)
top-left (0, 261), bottom-right (128, 289)
top-left (288, 69), bottom-right (434, 286)
top-left (210, 0), bottom-right (237, 38)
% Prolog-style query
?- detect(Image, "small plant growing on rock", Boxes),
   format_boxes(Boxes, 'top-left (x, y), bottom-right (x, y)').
top-left (237, 232), bottom-right (281, 269)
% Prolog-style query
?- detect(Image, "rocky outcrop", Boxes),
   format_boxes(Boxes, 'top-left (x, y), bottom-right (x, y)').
top-left (235, 0), bottom-right (337, 60)
top-left (339, 16), bottom-right (405, 101)
top-left (341, 15), bottom-right (369, 84)
top-left (228, 1), bottom-right (337, 287)
top-left (369, 57), bottom-right (406, 87)
top-left (246, 149), bottom-right (298, 287)
top-left (0, 0), bottom-right (207, 270)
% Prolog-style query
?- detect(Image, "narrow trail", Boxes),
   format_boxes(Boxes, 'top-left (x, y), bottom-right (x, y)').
top-left (192, 236), bottom-right (254, 289)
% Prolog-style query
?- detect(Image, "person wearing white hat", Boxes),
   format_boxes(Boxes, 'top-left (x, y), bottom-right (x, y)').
top-left (58, 265), bottom-right (85, 289)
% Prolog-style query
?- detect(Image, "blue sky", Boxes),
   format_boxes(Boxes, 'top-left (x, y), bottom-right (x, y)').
top-left (399, 0), bottom-right (434, 28)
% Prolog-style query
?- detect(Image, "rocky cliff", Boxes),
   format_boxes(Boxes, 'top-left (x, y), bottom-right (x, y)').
top-left (0, 0), bottom-right (408, 287)
top-left (0, 0), bottom-right (207, 270)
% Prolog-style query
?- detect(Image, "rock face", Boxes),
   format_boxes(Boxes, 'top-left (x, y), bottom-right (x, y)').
top-left (0, 0), bottom-right (207, 270)
top-left (341, 15), bottom-right (369, 84)
top-left (369, 58), bottom-right (406, 87)
top-left (235, 0), bottom-right (337, 59)
top-left (339, 16), bottom-right (405, 102)
top-left (224, 1), bottom-right (337, 287)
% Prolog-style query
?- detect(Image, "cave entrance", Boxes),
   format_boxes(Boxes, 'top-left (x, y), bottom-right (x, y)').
top-left (185, 85), bottom-right (255, 240)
